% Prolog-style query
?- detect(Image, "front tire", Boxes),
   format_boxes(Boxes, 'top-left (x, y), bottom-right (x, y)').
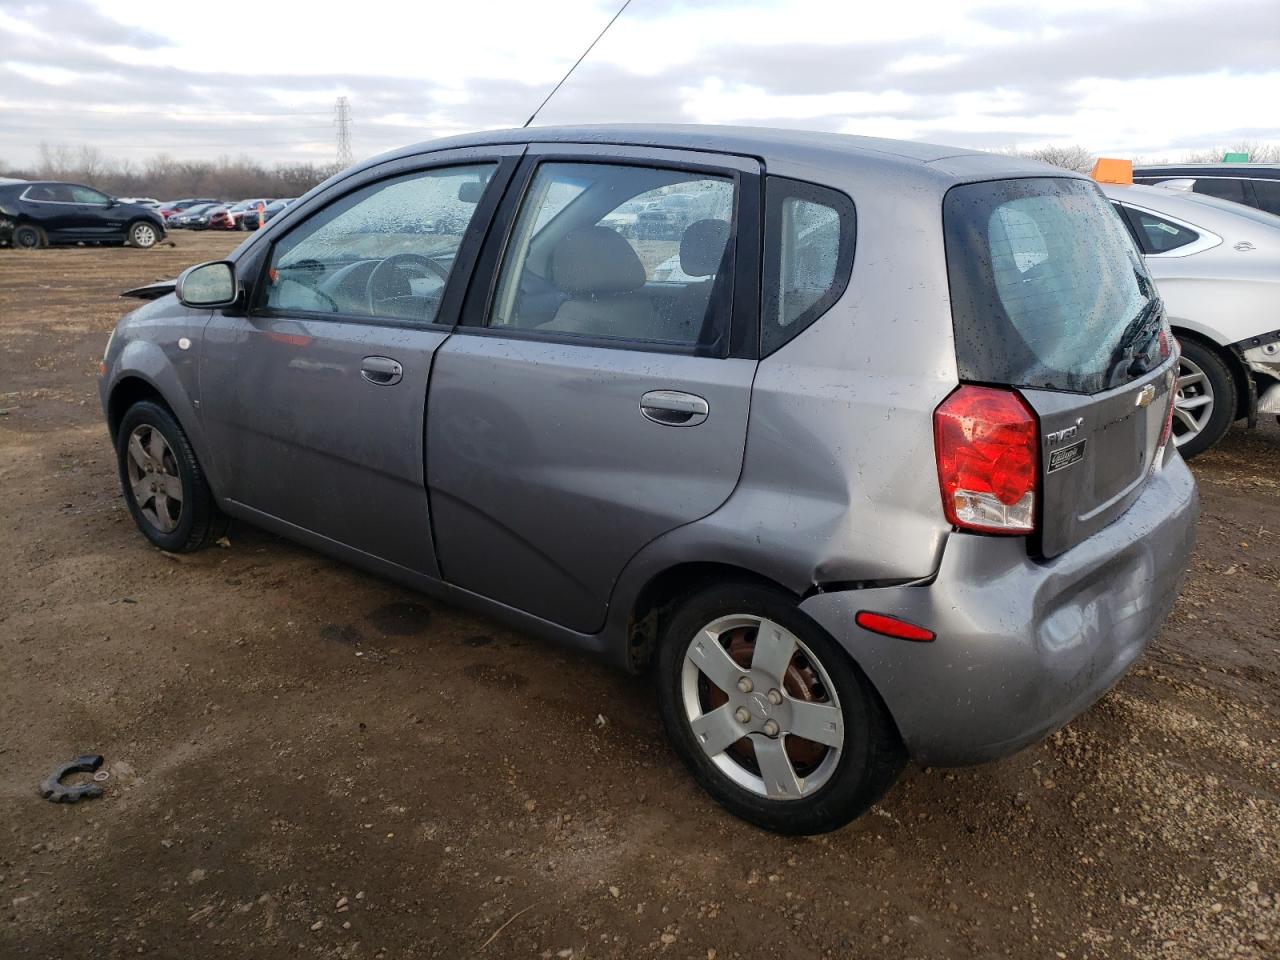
top-left (127, 220), bottom-right (159, 249)
top-left (13, 224), bottom-right (46, 249)
top-left (116, 401), bottom-right (227, 552)
top-left (656, 582), bottom-right (904, 835)
top-left (1173, 338), bottom-right (1237, 459)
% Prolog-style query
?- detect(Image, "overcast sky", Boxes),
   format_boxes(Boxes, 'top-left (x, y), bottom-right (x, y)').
top-left (1, 0), bottom-right (1277, 169)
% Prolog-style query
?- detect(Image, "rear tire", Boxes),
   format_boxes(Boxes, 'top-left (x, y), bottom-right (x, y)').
top-left (1173, 338), bottom-right (1236, 459)
top-left (13, 224), bottom-right (46, 249)
top-left (116, 401), bottom-right (228, 552)
top-left (656, 581), bottom-right (904, 834)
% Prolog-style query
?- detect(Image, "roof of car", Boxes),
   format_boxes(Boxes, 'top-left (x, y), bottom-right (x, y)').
top-left (362, 123), bottom-right (1070, 185)
top-left (1134, 163), bottom-right (1280, 179)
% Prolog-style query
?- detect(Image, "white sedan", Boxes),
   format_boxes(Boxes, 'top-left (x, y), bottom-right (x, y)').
top-left (1101, 181), bottom-right (1280, 457)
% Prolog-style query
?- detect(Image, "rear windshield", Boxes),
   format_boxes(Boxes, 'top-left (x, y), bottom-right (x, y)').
top-left (944, 177), bottom-right (1162, 394)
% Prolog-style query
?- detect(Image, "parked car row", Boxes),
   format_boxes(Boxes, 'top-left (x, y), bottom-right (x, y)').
top-left (0, 184), bottom-right (300, 249)
top-left (160, 197), bottom-right (296, 231)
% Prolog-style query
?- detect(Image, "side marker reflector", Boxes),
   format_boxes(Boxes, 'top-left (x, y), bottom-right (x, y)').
top-left (855, 611), bottom-right (935, 642)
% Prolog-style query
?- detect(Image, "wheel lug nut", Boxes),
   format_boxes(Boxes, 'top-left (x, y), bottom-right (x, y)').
top-left (736, 676), bottom-right (753, 693)
top-left (734, 707), bottom-right (751, 724)
top-left (763, 720), bottom-right (780, 737)
top-left (767, 688), bottom-right (783, 705)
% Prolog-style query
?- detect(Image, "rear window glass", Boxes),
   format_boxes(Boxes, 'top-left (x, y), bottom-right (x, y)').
top-left (944, 177), bottom-right (1161, 395)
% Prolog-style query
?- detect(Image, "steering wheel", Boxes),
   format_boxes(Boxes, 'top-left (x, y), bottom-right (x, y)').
top-left (365, 253), bottom-right (450, 317)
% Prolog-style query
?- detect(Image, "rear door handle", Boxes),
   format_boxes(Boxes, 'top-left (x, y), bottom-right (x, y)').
top-left (361, 356), bottom-right (403, 386)
top-left (639, 390), bottom-right (709, 427)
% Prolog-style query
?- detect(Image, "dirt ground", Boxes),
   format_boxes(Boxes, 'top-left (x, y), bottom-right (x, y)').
top-left (1, 233), bottom-right (1277, 960)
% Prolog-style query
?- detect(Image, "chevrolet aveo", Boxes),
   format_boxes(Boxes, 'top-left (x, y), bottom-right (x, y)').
top-left (100, 126), bottom-right (1198, 834)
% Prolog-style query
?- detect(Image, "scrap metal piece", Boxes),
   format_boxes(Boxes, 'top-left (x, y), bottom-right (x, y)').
top-left (39, 754), bottom-right (106, 803)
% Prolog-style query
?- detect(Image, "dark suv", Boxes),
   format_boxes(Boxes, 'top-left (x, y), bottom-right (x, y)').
top-left (0, 181), bottom-right (166, 249)
top-left (1133, 164), bottom-right (1280, 216)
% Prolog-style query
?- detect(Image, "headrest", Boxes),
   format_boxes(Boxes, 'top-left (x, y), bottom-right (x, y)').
top-left (551, 225), bottom-right (646, 295)
top-left (679, 219), bottom-right (731, 277)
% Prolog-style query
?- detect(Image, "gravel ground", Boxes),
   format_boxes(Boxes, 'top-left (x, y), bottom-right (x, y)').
top-left (0, 233), bottom-right (1277, 959)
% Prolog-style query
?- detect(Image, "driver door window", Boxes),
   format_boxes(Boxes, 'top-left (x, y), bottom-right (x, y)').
top-left (69, 185), bottom-right (110, 204)
top-left (260, 163), bottom-right (496, 325)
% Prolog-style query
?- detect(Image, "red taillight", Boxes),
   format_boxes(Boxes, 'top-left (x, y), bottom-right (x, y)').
top-left (855, 611), bottom-right (935, 642)
top-left (934, 385), bottom-right (1038, 534)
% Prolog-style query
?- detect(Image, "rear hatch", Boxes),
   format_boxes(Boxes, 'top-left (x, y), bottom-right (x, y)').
top-left (943, 176), bottom-right (1176, 557)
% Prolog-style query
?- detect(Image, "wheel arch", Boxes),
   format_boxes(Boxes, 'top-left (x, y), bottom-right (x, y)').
top-left (105, 360), bottom-right (224, 498)
top-left (12, 220), bottom-right (48, 246)
top-left (1172, 326), bottom-right (1251, 423)
top-left (125, 217), bottom-right (163, 242)
top-left (625, 561), bottom-right (803, 672)
top-left (107, 375), bottom-right (173, 441)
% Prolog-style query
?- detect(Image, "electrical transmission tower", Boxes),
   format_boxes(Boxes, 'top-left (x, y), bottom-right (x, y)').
top-left (333, 96), bottom-right (353, 167)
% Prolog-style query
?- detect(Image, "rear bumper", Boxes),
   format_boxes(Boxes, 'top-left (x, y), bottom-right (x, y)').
top-left (800, 452), bottom-right (1198, 766)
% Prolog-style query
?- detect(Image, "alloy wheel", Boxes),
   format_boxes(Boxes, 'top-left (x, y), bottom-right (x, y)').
top-left (131, 223), bottom-right (157, 248)
top-left (125, 424), bottom-right (183, 532)
top-left (681, 615), bottom-right (844, 800)
top-left (1173, 355), bottom-right (1214, 447)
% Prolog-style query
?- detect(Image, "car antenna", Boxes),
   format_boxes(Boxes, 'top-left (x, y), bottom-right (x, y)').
top-left (522, 0), bottom-right (634, 128)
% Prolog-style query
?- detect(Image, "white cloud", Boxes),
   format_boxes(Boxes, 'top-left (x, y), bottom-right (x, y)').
top-left (0, 0), bottom-right (1275, 167)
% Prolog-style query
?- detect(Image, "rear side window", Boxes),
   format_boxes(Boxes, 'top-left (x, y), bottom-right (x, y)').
top-left (25, 184), bottom-right (67, 202)
top-left (488, 162), bottom-right (736, 348)
top-left (1251, 180), bottom-right (1280, 216)
top-left (761, 178), bottom-right (855, 356)
top-left (1192, 178), bottom-right (1247, 203)
top-left (1117, 205), bottom-right (1200, 254)
top-left (944, 177), bottom-right (1160, 395)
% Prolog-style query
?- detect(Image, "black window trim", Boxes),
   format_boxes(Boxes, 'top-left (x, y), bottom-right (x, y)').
top-left (760, 175), bottom-right (857, 358)
top-left (456, 143), bottom-right (763, 361)
top-left (240, 146), bottom-right (523, 332)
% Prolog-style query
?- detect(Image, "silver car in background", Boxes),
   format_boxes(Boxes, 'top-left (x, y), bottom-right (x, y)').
top-left (99, 126), bottom-right (1198, 834)
top-left (1101, 180), bottom-right (1280, 457)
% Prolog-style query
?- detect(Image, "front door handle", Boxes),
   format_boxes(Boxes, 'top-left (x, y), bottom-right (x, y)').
top-left (639, 390), bottom-right (709, 427)
top-left (361, 356), bottom-right (403, 386)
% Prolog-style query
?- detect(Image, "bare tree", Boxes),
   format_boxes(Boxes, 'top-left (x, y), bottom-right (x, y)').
top-left (996, 144), bottom-right (1096, 174)
top-left (1182, 140), bottom-right (1280, 163)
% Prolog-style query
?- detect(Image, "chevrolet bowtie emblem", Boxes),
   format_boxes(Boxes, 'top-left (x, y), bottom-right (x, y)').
top-left (1136, 384), bottom-right (1156, 408)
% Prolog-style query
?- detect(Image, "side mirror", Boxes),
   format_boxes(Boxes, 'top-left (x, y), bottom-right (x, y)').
top-left (457, 180), bottom-right (485, 204)
top-left (176, 260), bottom-right (239, 308)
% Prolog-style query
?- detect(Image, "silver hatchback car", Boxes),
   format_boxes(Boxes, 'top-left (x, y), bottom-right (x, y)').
top-left (100, 126), bottom-right (1198, 834)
